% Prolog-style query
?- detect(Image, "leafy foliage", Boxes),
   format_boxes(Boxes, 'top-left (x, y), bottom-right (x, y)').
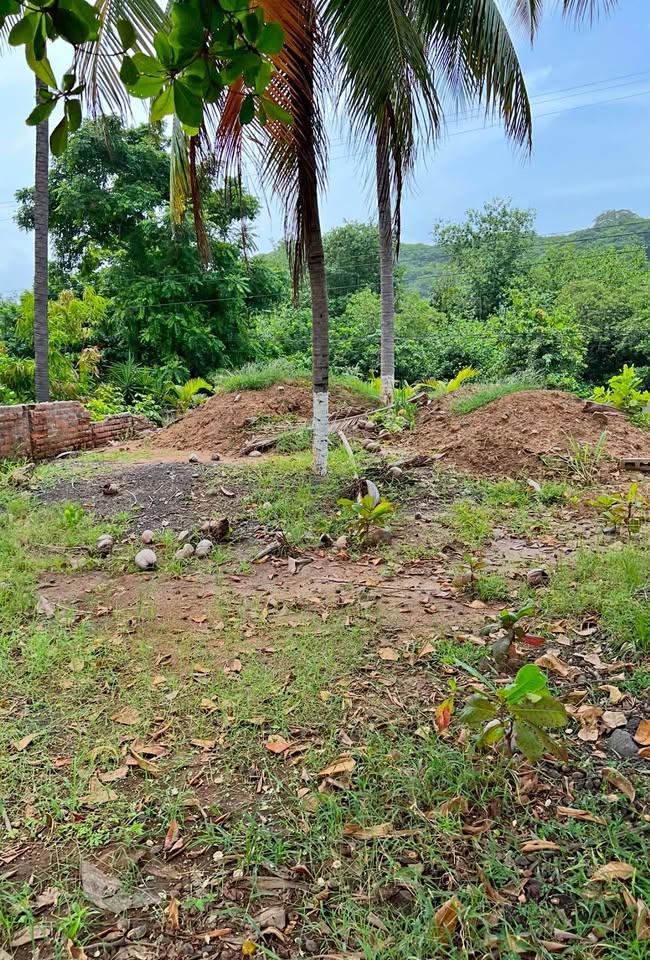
top-left (459, 665), bottom-right (568, 762)
top-left (337, 494), bottom-right (395, 542)
top-left (591, 364), bottom-right (650, 416)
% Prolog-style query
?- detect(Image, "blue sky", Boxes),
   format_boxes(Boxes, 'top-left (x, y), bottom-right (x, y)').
top-left (0, 0), bottom-right (649, 296)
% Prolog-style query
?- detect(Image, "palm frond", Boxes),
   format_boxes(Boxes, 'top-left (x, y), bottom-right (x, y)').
top-left (75, 0), bottom-right (166, 117)
top-left (509, 0), bottom-right (618, 38)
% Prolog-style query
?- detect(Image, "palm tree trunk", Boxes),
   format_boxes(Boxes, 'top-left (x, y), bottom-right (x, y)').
top-left (376, 118), bottom-right (395, 405)
top-left (306, 198), bottom-right (329, 475)
top-left (33, 77), bottom-right (50, 402)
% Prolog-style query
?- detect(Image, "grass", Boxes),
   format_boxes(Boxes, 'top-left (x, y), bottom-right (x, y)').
top-left (231, 446), bottom-right (374, 544)
top-left (450, 374), bottom-right (541, 416)
top-left (542, 541), bottom-right (650, 654)
top-left (1, 448), bottom-right (648, 958)
top-left (213, 358), bottom-right (380, 405)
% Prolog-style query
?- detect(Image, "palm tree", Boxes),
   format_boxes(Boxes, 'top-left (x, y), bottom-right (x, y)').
top-left (330, 0), bottom-right (618, 404)
top-left (33, 78), bottom-right (50, 402)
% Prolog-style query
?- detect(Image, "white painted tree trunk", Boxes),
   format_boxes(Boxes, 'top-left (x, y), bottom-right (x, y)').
top-left (33, 77), bottom-right (50, 403)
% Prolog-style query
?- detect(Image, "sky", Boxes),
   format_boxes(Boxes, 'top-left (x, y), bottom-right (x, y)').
top-left (0, 0), bottom-right (649, 296)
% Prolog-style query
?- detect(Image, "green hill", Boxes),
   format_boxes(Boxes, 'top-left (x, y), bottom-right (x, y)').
top-left (398, 209), bottom-right (650, 298)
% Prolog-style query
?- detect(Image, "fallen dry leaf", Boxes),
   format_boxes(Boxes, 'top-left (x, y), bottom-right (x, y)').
top-left (265, 735), bottom-right (291, 755)
top-left (190, 738), bottom-right (216, 751)
top-left (556, 806), bottom-right (606, 825)
top-left (602, 767), bottom-right (635, 802)
top-left (11, 733), bottom-right (38, 752)
top-left (635, 899), bottom-right (650, 941)
top-left (575, 705), bottom-right (602, 742)
top-left (378, 646), bottom-right (399, 661)
top-left (165, 897), bottom-right (180, 932)
top-left (97, 766), bottom-right (129, 784)
top-left (634, 719), bottom-right (650, 746)
top-left (80, 860), bottom-right (157, 913)
top-left (11, 925), bottom-right (51, 947)
top-left (520, 839), bottom-right (561, 853)
top-left (66, 941), bottom-right (88, 960)
top-left (129, 749), bottom-right (160, 776)
top-left (111, 706), bottom-right (141, 726)
top-left (599, 684), bottom-right (624, 705)
top-left (589, 861), bottom-right (635, 882)
top-left (318, 756), bottom-right (356, 778)
top-left (163, 820), bottom-right (180, 852)
top-left (602, 710), bottom-right (627, 731)
top-left (535, 653), bottom-right (576, 679)
top-left (79, 776), bottom-right (118, 807)
top-left (200, 698), bottom-right (218, 713)
top-left (433, 896), bottom-right (461, 941)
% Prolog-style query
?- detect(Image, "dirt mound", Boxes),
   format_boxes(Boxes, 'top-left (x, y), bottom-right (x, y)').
top-left (407, 389), bottom-right (650, 477)
top-left (152, 382), bottom-right (374, 453)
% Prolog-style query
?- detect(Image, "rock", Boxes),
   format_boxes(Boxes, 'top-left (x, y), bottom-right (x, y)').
top-left (526, 568), bottom-right (549, 588)
top-left (195, 539), bottom-right (213, 558)
top-left (200, 517), bottom-right (229, 541)
top-left (141, 529), bottom-right (154, 544)
top-left (210, 452), bottom-right (221, 462)
top-left (134, 549), bottom-right (157, 571)
top-left (174, 543), bottom-right (194, 561)
top-left (607, 729), bottom-right (639, 759)
top-left (388, 466), bottom-right (403, 479)
top-left (188, 453), bottom-right (199, 463)
top-left (333, 535), bottom-right (348, 549)
top-left (36, 594), bottom-right (55, 618)
top-left (248, 449), bottom-right (263, 458)
top-left (128, 925), bottom-right (148, 941)
top-left (363, 440), bottom-right (381, 452)
top-left (102, 481), bottom-right (120, 496)
top-left (96, 534), bottom-right (114, 556)
top-left (366, 527), bottom-right (393, 546)
top-left (177, 529), bottom-right (192, 543)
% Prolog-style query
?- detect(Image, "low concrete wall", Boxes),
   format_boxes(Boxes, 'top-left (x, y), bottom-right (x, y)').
top-left (0, 401), bottom-right (152, 461)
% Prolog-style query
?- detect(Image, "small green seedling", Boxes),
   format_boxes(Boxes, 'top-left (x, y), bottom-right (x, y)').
top-left (63, 503), bottom-right (86, 528)
top-left (490, 605), bottom-right (545, 666)
top-left (459, 664), bottom-right (568, 761)
top-left (590, 482), bottom-right (649, 539)
top-left (417, 366), bottom-right (478, 398)
top-left (338, 494), bottom-right (395, 542)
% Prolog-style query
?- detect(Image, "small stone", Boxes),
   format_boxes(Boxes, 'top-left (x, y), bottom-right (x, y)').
top-left (607, 728), bottom-right (639, 759)
top-left (526, 568), bottom-right (549, 588)
top-left (366, 527), bottom-right (393, 546)
top-left (211, 452), bottom-right (221, 462)
top-left (363, 440), bottom-right (381, 452)
top-left (102, 481), bottom-right (120, 496)
top-left (248, 449), bottom-right (262, 458)
top-left (200, 517), bottom-right (229, 541)
top-left (333, 535), bottom-right (348, 549)
top-left (177, 530), bottom-right (192, 543)
top-left (141, 529), bottom-right (154, 544)
top-left (388, 466), bottom-right (403, 478)
top-left (127, 924), bottom-right (148, 941)
top-left (134, 549), bottom-right (157, 571)
top-left (262, 501), bottom-right (272, 510)
top-left (414, 511), bottom-right (423, 520)
top-left (188, 453), bottom-right (199, 463)
top-left (96, 534), bottom-right (114, 556)
top-left (174, 543), bottom-right (194, 561)
top-left (195, 539), bottom-right (213, 558)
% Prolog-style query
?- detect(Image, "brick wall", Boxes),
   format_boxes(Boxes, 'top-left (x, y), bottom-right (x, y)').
top-left (0, 401), bottom-right (152, 461)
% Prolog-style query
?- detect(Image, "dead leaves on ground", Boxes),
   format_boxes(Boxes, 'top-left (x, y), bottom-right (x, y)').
top-left (589, 861), bottom-right (635, 883)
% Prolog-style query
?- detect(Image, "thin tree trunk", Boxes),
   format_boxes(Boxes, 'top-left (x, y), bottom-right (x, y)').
top-left (376, 119), bottom-right (395, 405)
top-left (307, 199), bottom-right (329, 476)
top-left (33, 77), bottom-right (50, 402)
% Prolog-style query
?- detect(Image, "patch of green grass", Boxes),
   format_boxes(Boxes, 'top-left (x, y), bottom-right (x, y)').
top-left (214, 357), bottom-right (309, 393)
top-left (621, 667), bottom-right (650, 696)
top-left (233, 447), bottom-right (374, 544)
top-left (276, 427), bottom-right (313, 453)
top-left (477, 478), bottom-right (568, 508)
top-left (474, 572), bottom-right (511, 602)
top-left (543, 542), bottom-right (650, 654)
top-left (450, 374), bottom-right (541, 416)
top-left (447, 500), bottom-right (494, 549)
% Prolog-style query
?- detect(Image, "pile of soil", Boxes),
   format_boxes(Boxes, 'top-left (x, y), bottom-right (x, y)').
top-left (152, 382), bottom-right (374, 453)
top-left (406, 389), bottom-right (650, 477)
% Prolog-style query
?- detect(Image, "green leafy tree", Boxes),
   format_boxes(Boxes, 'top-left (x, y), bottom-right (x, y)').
top-left (434, 200), bottom-right (536, 320)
